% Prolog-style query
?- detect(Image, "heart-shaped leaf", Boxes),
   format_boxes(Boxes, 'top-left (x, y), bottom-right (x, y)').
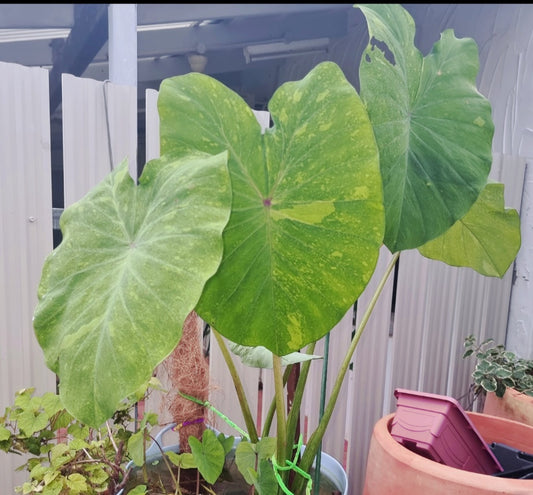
top-left (357, 4), bottom-right (494, 252)
top-left (188, 429), bottom-right (226, 484)
top-left (33, 152), bottom-right (231, 426)
top-left (159, 61), bottom-right (384, 356)
top-left (418, 182), bottom-right (520, 277)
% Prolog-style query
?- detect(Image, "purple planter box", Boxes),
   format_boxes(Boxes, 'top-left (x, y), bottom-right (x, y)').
top-left (391, 388), bottom-right (504, 475)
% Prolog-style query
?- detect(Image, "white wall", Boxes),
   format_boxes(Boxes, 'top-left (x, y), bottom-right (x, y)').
top-left (405, 3), bottom-right (533, 359)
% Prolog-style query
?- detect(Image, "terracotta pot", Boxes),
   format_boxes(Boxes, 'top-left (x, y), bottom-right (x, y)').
top-left (363, 411), bottom-right (533, 494)
top-left (483, 389), bottom-right (533, 427)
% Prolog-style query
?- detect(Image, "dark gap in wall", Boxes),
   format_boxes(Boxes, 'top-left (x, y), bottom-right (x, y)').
top-left (389, 255), bottom-right (400, 337)
top-left (349, 300), bottom-right (358, 371)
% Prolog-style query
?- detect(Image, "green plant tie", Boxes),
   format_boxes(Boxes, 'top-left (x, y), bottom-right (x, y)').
top-left (271, 435), bottom-right (313, 495)
top-left (178, 391), bottom-right (250, 440)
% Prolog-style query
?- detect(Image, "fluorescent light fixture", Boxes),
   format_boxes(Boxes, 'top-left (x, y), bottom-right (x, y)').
top-left (243, 37), bottom-right (329, 63)
top-left (0, 28), bottom-right (70, 43)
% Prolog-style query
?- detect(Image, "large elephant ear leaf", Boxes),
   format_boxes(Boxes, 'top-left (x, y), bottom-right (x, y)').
top-left (33, 152), bottom-right (231, 427)
top-left (357, 4), bottom-right (494, 252)
top-left (159, 62), bottom-right (384, 356)
top-left (418, 182), bottom-right (521, 277)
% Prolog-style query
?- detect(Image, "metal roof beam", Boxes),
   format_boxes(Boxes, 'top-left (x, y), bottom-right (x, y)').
top-left (48, 4), bottom-right (109, 115)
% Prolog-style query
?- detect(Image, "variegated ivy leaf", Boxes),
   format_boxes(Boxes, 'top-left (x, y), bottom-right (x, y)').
top-left (229, 343), bottom-right (322, 369)
top-left (16, 402), bottom-right (49, 436)
top-left (33, 152), bottom-right (231, 427)
top-left (65, 473), bottom-right (89, 493)
top-left (0, 426), bottom-right (10, 442)
top-left (418, 182), bottom-right (520, 277)
top-left (357, 4), bottom-right (494, 252)
top-left (159, 61), bottom-right (384, 356)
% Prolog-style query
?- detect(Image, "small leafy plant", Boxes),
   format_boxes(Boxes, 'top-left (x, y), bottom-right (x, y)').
top-left (463, 335), bottom-right (533, 400)
top-left (0, 387), bottom-right (157, 495)
top-left (1, 386), bottom-right (257, 495)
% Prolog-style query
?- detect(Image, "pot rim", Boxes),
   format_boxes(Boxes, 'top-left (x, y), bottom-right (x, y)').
top-left (373, 411), bottom-right (533, 490)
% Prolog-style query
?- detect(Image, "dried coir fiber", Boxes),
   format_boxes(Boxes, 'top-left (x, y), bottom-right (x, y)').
top-left (159, 311), bottom-right (209, 452)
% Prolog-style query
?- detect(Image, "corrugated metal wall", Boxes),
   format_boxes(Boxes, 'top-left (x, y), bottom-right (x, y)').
top-left (1, 5), bottom-right (532, 493)
top-left (62, 73), bottom-right (138, 204)
top-left (0, 61), bottom-right (56, 490)
top-left (0, 65), bottom-right (136, 494)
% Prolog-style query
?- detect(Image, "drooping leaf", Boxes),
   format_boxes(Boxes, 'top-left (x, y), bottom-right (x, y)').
top-left (166, 450), bottom-right (197, 469)
top-left (127, 486), bottom-right (148, 495)
top-left (128, 430), bottom-right (146, 467)
top-left (218, 433), bottom-right (235, 455)
top-left (255, 457), bottom-right (279, 495)
top-left (418, 182), bottom-right (520, 277)
top-left (235, 441), bottom-right (258, 486)
top-left (159, 61), bottom-right (384, 356)
top-left (33, 152), bottom-right (231, 426)
top-left (256, 437), bottom-right (277, 457)
top-left (357, 4), bottom-right (494, 252)
top-left (235, 437), bottom-right (277, 487)
top-left (229, 343), bottom-right (322, 369)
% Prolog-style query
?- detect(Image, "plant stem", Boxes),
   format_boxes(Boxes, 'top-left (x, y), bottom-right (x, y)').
top-left (150, 432), bottom-right (179, 490)
top-left (313, 333), bottom-right (329, 495)
top-left (212, 328), bottom-right (259, 442)
top-left (294, 252), bottom-right (400, 493)
top-left (105, 420), bottom-right (119, 453)
top-left (262, 365), bottom-right (293, 438)
top-left (273, 354), bottom-right (288, 488)
top-left (285, 342), bottom-right (316, 458)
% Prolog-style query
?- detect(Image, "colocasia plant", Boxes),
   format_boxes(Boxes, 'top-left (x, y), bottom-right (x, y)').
top-left (30, 4), bottom-right (521, 494)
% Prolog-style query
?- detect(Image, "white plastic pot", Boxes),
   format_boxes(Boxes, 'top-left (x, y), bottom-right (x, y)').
top-left (118, 424), bottom-right (348, 495)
